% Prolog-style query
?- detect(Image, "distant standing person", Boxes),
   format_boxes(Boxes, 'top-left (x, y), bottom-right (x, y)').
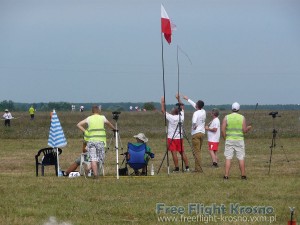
top-left (3, 109), bottom-right (13, 127)
top-left (80, 106), bottom-right (84, 112)
top-left (77, 105), bottom-right (115, 178)
top-left (205, 108), bottom-right (221, 168)
top-left (221, 102), bottom-right (251, 180)
top-left (183, 95), bottom-right (206, 172)
top-left (29, 105), bottom-right (35, 120)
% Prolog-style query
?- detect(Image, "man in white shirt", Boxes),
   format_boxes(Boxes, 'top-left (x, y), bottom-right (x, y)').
top-left (161, 95), bottom-right (189, 172)
top-left (183, 95), bottom-right (206, 172)
top-left (3, 109), bottom-right (13, 127)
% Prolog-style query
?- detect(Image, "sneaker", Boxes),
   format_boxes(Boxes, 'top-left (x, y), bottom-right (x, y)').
top-left (223, 176), bottom-right (229, 180)
top-left (172, 169), bottom-right (180, 173)
top-left (212, 162), bottom-right (219, 168)
top-left (184, 168), bottom-right (190, 172)
top-left (61, 171), bottom-right (67, 176)
top-left (241, 176), bottom-right (247, 180)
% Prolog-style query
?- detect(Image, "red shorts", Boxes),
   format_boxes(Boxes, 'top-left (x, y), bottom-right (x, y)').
top-left (208, 142), bottom-right (219, 151)
top-left (168, 138), bottom-right (184, 152)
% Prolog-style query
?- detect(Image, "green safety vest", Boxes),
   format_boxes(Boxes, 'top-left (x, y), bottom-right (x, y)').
top-left (84, 115), bottom-right (106, 145)
top-left (226, 113), bottom-right (244, 140)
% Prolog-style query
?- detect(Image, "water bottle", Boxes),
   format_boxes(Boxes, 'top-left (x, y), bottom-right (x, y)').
top-left (150, 164), bottom-right (154, 176)
top-left (58, 168), bottom-right (63, 177)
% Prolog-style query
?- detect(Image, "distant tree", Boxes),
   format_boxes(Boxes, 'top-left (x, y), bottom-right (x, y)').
top-left (143, 102), bottom-right (156, 111)
top-left (48, 102), bottom-right (72, 111)
top-left (0, 100), bottom-right (15, 111)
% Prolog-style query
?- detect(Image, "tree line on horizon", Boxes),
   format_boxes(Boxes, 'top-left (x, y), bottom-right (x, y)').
top-left (0, 100), bottom-right (300, 112)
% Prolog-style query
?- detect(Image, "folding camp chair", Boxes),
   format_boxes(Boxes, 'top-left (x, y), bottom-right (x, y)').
top-left (35, 147), bottom-right (62, 176)
top-left (79, 152), bottom-right (104, 178)
top-left (122, 142), bottom-right (154, 176)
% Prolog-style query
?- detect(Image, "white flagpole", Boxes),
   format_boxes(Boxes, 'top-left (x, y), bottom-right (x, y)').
top-left (115, 129), bottom-right (119, 179)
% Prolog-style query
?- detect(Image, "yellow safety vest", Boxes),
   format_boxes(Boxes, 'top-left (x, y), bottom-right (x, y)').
top-left (226, 113), bottom-right (244, 140)
top-left (29, 107), bottom-right (34, 114)
top-left (84, 115), bottom-right (106, 145)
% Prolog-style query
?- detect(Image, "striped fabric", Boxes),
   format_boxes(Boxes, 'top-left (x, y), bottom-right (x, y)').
top-left (48, 110), bottom-right (67, 148)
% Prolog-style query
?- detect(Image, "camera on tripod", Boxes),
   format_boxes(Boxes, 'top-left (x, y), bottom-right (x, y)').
top-left (269, 111), bottom-right (278, 118)
top-left (175, 103), bottom-right (184, 111)
top-left (112, 111), bottom-right (121, 121)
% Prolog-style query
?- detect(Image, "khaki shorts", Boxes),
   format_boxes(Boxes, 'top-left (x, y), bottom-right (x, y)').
top-left (224, 140), bottom-right (245, 160)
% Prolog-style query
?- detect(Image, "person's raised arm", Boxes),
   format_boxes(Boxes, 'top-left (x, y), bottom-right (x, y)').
top-left (176, 94), bottom-right (184, 111)
top-left (182, 95), bottom-right (196, 109)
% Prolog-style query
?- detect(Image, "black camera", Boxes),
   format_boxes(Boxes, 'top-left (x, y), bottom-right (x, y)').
top-left (175, 103), bottom-right (184, 111)
top-left (112, 111), bottom-right (121, 121)
top-left (269, 111), bottom-right (278, 118)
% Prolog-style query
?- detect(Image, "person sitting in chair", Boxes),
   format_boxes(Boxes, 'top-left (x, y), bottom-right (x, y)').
top-left (132, 133), bottom-right (153, 176)
top-left (61, 142), bottom-right (87, 177)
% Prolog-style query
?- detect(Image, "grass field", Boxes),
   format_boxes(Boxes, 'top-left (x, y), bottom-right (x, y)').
top-left (0, 110), bottom-right (299, 225)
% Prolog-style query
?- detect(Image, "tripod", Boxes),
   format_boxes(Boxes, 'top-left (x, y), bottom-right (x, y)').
top-left (157, 104), bottom-right (202, 174)
top-left (107, 112), bottom-right (124, 179)
top-left (268, 112), bottom-right (289, 175)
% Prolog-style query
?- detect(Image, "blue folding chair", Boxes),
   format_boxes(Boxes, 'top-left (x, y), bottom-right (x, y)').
top-left (126, 142), bottom-right (150, 176)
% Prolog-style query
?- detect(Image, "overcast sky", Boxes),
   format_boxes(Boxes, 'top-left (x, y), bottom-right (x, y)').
top-left (0, 0), bottom-right (299, 105)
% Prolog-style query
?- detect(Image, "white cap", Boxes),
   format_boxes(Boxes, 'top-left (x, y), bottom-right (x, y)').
top-left (232, 102), bottom-right (240, 111)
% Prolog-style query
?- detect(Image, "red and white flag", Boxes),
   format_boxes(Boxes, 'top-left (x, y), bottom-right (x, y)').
top-left (161, 4), bottom-right (172, 44)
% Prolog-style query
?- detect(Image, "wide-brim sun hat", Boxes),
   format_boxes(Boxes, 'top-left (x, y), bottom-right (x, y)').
top-left (232, 102), bottom-right (240, 111)
top-left (133, 133), bottom-right (148, 143)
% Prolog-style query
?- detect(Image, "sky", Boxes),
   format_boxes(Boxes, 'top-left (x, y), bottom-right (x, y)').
top-left (0, 0), bottom-right (300, 105)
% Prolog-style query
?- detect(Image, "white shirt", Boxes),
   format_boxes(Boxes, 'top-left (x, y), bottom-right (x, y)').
top-left (191, 109), bottom-right (206, 135)
top-left (207, 117), bottom-right (220, 142)
top-left (3, 112), bottom-right (13, 120)
top-left (187, 99), bottom-right (206, 135)
top-left (166, 110), bottom-right (184, 139)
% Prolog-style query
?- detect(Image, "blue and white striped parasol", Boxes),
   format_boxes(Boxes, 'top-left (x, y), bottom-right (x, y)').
top-left (48, 110), bottom-right (67, 148)
top-left (48, 110), bottom-right (67, 176)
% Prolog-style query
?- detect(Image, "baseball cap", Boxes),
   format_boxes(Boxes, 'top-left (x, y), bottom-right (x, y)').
top-left (232, 102), bottom-right (240, 111)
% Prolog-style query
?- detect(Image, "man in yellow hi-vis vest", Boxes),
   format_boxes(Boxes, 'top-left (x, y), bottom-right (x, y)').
top-left (29, 105), bottom-right (35, 120)
top-left (221, 102), bottom-right (251, 180)
top-left (77, 105), bottom-right (115, 178)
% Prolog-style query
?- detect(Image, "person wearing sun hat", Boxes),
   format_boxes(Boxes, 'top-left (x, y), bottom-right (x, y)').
top-left (3, 109), bottom-right (13, 127)
top-left (134, 133), bottom-right (149, 143)
top-left (132, 133), bottom-right (153, 175)
top-left (221, 102), bottom-right (252, 180)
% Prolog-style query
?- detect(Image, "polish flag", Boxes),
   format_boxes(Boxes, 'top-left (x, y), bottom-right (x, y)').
top-left (161, 4), bottom-right (172, 44)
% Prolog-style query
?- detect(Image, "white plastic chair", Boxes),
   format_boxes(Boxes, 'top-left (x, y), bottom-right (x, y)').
top-left (79, 153), bottom-right (105, 178)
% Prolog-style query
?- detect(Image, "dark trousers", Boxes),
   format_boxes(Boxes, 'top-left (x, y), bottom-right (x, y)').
top-left (4, 119), bottom-right (10, 126)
